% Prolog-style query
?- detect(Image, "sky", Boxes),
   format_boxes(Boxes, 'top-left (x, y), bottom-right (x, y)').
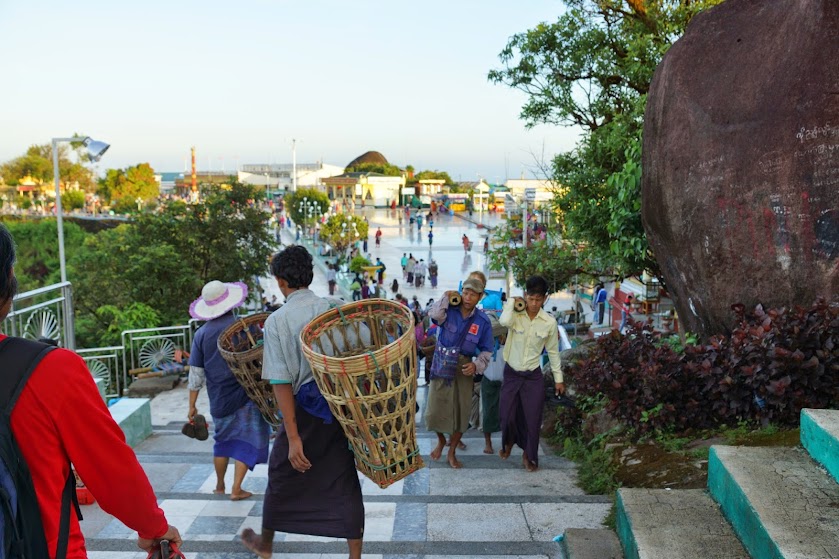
top-left (0, 0), bottom-right (578, 183)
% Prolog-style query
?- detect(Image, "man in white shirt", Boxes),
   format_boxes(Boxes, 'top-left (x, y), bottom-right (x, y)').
top-left (498, 275), bottom-right (564, 472)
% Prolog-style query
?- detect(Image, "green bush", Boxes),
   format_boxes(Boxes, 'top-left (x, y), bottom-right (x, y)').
top-left (349, 255), bottom-right (371, 274)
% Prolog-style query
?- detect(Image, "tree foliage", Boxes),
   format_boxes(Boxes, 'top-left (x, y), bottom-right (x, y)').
top-left (320, 214), bottom-right (369, 253)
top-left (488, 0), bottom-right (723, 281)
top-left (285, 188), bottom-right (330, 226)
top-left (97, 163), bottom-right (158, 206)
top-left (72, 182), bottom-right (272, 333)
top-left (0, 143), bottom-right (96, 191)
top-left (408, 169), bottom-right (455, 186)
top-left (0, 217), bottom-right (89, 290)
top-left (344, 162), bottom-right (403, 176)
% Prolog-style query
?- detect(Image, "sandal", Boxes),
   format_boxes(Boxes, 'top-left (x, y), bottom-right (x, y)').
top-left (146, 540), bottom-right (186, 559)
top-left (181, 414), bottom-right (209, 441)
top-left (193, 414), bottom-right (209, 441)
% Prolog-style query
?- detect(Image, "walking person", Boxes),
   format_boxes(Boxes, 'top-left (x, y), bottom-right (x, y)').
top-left (188, 280), bottom-right (271, 501)
top-left (326, 264), bottom-right (337, 296)
top-left (241, 246), bottom-right (364, 559)
top-left (375, 257), bottom-right (386, 285)
top-left (375, 227), bottom-right (382, 247)
top-left (425, 279), bottom-right (494, 469)
top-left (594, 283), bottom-right (608, 325)
top-left (428, 230), bottom-right (433, 247)
top-left (391, 278), bottom-right (400, 299)
top-left (406, 254), bottom-right (416, 286)
top-left (498, 276), bottom-right (564, 472)
top-left (350, 274), bottom-right (362, 301)
top-left (428, 258), bottom-right (438, 288)
top-left (462, 234), bottom-right (470, 253)
top-left (401, 253), bottom-right (408, 279)
top-left (482, 314), bottom-right (507, 455)
top-left (619, 294), bottom-right (634, 332)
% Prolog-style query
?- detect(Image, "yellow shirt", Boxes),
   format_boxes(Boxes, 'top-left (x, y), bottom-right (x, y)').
top-left (499, 299), bottom-right (563, 383)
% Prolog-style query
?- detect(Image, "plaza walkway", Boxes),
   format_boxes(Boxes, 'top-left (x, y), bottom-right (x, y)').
top-left (80, 208), bottom-right (610, 558)
top-left (258, 207), bottom-right (581, 315)
top-left (82, 383), bottom-right (611, 559)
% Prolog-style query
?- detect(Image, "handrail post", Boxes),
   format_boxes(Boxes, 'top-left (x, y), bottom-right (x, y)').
top-left (62, 284), bottom-right (76, 350)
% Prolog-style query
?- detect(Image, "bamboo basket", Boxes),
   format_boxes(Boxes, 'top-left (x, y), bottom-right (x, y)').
top-left (301, 298), bottom-right (424, 488)
top-left (217, 313), bottom-right (281, 428)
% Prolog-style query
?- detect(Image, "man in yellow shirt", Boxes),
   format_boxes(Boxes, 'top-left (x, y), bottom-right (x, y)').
top-left (498, 275), bottom-right (565, 472)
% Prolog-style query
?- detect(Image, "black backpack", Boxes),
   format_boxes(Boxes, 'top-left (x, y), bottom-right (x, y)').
top-left (0, 337), bottom-right (79, 559)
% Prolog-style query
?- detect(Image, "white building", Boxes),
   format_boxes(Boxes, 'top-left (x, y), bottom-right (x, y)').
top-left (238, 162), bottom-right (345, 192)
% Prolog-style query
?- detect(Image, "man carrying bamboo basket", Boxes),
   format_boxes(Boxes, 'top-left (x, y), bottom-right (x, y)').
top-left (425, 278), bottom-right (494, 469)
top-left (241, 245), bottom-right (364, 559)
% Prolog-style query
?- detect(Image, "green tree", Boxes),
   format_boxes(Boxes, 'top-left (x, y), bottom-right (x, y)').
top-left (488, 0), bottom-right (722, 280)
top-left (320, 214), bottom-right (369, 254)
top-left (0, 143), bottom-right (95, 191)
top-left (344, 162), bottom-right (403, 176)
top-left (285, 188), bottom-right (330, 227)
top-left (63, 190), bottom-right (86, 211)
top-left (97, 163), bottom-right (158, 205)
top-left (0, 218), bottom-right (89, 291)
top-left (72, 182), bottom-right (272, 332)
top-left (409, 169), bottom-right (455, 186)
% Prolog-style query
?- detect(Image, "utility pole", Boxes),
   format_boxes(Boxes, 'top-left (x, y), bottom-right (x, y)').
top-left (292, 139), bottom-right (297, 193)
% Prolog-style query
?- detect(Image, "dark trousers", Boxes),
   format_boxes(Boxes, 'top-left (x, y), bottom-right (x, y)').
top-left (500, 364), bottom-right (545, 466)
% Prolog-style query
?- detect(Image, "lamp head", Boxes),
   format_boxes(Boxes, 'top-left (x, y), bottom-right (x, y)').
top-left (82, 137), bottom-right (110, 162)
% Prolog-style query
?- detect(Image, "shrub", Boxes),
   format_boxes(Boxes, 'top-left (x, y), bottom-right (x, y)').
top-left (573, 299), bottom-right (839, 435)
top-left (349, 255), bottom-right (372, 274)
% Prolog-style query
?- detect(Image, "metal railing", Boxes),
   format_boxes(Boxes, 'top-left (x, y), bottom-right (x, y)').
top-left (76, 345), bottom-right (125, 399)
top-left (3, 282), bottom-right (75, 349)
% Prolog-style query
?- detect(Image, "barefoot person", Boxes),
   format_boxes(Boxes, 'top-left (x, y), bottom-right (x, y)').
top-left (241, 246), bottom-right (364, 559)
top-left (425, 278), bottom-right (493, 468)
top-left (498, 275), bottom-right (565, 472)
top-left (481, 314), bottom-right (507, 455)
top-left (188, 280), bottom-right (271, 500)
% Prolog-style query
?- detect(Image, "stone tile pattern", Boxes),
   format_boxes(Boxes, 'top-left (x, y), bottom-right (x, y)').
top-left (709, 445), bottom-right (839, 559)
top-left (617, 488), bottom-right (749, 559)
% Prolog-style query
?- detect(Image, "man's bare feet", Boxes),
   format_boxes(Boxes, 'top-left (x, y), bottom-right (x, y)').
top-left (231, 490), bottom-right (253, 501)
top-left (445, 439), bottom-right (467, 450)
top-left (430, 442), bottom-right (444, 461)
top-left (447, 454), bottom-right (463, 469)
top-left (213, 488), bottom-right (225, 495)
top-left (240, 528), bottom-right (272, 558)
top-left (483, 446), bottom-right (494, 455)
top-left (499, 445), bottom-right (512, 460)
top-left (522, 454), bottom-right (538, 472)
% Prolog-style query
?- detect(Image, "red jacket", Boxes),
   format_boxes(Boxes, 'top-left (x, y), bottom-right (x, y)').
top-left (3, 334), bottom-right (168, 558)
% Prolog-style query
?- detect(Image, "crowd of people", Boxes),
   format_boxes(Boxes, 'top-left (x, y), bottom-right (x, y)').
top-left (0, 197), bottom-right (569, 558)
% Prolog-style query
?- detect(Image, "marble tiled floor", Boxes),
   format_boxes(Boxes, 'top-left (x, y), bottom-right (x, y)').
top-left (85, 395), bottom-right (611, 558)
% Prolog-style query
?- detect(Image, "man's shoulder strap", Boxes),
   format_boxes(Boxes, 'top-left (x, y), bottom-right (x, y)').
top-left (0, 337), bottom-right (55, 412)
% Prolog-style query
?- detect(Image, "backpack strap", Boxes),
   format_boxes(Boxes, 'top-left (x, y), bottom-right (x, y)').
top-left (0, 337), bottom-right (55, 412)
top-left (0, 337), bottom-right (79, 559)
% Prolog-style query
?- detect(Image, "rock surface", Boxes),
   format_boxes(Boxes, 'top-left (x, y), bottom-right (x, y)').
top-left (642, 0), bottom-right (839, 337)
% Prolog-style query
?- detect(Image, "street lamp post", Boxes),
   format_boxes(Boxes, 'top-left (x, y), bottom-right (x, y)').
top-left (52, 136), bottom-right (109, 283)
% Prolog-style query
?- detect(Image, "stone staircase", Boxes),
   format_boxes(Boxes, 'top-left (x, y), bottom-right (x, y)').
top-left (614, 408), bottom-right (839, 559)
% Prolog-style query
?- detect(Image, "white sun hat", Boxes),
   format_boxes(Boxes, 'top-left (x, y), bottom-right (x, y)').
top-left (189, 280), bottom-right (248, 320)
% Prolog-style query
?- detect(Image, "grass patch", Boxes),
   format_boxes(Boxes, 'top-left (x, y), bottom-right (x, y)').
top-left (562, 437), bottom-right (619, 495)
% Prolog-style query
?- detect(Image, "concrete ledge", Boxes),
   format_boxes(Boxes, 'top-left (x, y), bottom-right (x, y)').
top-left (109, 398), bottom-right (152, 448)
top-left (562, 528), bottom-right (623, 559)
top-left (708, 445), bottom-right (839, 559)
top-left (617, 488), bottom-right (747, 559)
top-left (93, 377), bottom-right (107, 403)
top-left (800, 408), bottom-right (839, 484)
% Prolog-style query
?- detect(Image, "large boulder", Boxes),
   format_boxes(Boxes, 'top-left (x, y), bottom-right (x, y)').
top-left (642, 0), bottom-right (839, 338)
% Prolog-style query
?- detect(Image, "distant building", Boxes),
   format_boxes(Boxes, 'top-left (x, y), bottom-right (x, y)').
top-left (157, 172), bottom-right (184, 194)
top-left (321, 151), bottom-right (406, 207)
top-left (238, 162), bottom-right (345, 193)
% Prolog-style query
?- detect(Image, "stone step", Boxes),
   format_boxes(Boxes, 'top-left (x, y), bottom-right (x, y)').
top-left (108, 397), bottom-right (152, 447)
top-left (616, 488), bottom-right (748, 559)
top-left (562, 528), bottom-right (623, 559)
top-left (800, 408), bottom-right (839, 484)
top-left (708, 445), bottom-right (839, 559)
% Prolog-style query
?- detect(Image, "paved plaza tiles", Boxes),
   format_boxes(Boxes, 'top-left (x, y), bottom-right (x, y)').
top-left (84, 385), bottom-right (611, 558)
top-left (82, 209), bottom-right (608, 558)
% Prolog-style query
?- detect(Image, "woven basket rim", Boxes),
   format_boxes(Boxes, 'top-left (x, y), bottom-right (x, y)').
top-left (300, 298), bottom-right (414, 361)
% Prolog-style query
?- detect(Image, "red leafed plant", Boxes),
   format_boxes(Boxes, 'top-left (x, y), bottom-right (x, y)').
top-left (573, 299), bottom-right (839, 435)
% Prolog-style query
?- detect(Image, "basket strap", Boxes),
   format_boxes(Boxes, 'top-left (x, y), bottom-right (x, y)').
top-left (328, 301), bottom-right (350, 327)
top-left (364, 350), bottom-right (381, 374)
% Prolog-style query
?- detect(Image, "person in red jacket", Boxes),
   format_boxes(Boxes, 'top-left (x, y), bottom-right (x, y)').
top-left (0, 223), bottom-right (182, 558)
